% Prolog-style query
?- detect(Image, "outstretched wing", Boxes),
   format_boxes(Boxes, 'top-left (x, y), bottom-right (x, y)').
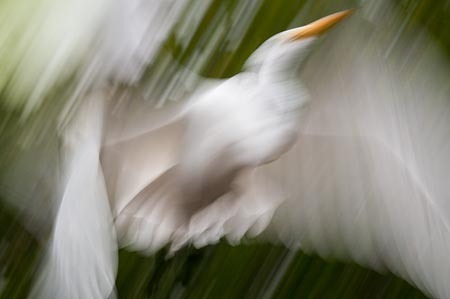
top-left (26, 1), bottom-right (193, 296)
top-left (264, 134), bottom-right (450, 298)
top-left (101, 95), bottom-right (188, 253)
top-left (251, 12), bottom-right (450, 299)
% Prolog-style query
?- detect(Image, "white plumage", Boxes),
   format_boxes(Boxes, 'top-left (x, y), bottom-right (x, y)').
top-left (4, 3), bottom-right (450, 299)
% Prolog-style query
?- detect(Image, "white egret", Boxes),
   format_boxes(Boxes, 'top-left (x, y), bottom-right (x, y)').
top-left (29, 5), bottom-right (450, 299)
top-left (34, 10), bottom-right (352, 298)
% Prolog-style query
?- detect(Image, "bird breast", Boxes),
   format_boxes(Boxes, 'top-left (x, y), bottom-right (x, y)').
top-left (175, 74), bottom-right (304, 210)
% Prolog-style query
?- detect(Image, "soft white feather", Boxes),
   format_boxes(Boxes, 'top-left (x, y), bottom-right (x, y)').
top-left (32, 91), bottom-right (117, 299)
top-left (262, 13), bottom-right (450, 298)
top-left (107, 9), bottom-right (450, 299)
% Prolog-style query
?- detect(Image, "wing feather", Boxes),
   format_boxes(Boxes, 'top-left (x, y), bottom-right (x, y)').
top-left (257, 14), bottom-right (450, 298)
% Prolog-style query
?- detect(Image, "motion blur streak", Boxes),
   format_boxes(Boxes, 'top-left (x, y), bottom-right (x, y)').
top-left (0, 0), bottom-right (450, 298)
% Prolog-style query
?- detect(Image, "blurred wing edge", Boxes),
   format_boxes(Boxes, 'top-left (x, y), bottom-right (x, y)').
top-left (31, 92), bottom-right (118, 299)
top-left (261, 134), bottom-right (450, 298)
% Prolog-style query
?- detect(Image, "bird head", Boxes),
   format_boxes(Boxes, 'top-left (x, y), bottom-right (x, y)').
top-left (245, 10), bottom-right (353, 78)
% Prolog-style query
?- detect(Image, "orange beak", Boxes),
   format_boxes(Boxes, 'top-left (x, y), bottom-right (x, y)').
top-left (289, 9), bottom-right (353, 41)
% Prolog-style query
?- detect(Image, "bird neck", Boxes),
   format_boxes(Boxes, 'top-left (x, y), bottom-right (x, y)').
top-left (255, 53), bottom-right (310, 115)
top-left (256, 39), bottom-right (314, 83)
top-left (258, 55), bottom-right (304, 86)
top-left (258, 56), bottom-right (306, 99)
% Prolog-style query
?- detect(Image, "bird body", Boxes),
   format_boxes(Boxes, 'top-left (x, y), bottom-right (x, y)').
top-left (114, 71), bottom-right (307, 251)
top-left (178, 73), bottom-right (302, 201)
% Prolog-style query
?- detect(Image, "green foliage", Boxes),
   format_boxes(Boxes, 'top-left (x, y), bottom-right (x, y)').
top-left (116, 243), bottom-right (427, 299)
